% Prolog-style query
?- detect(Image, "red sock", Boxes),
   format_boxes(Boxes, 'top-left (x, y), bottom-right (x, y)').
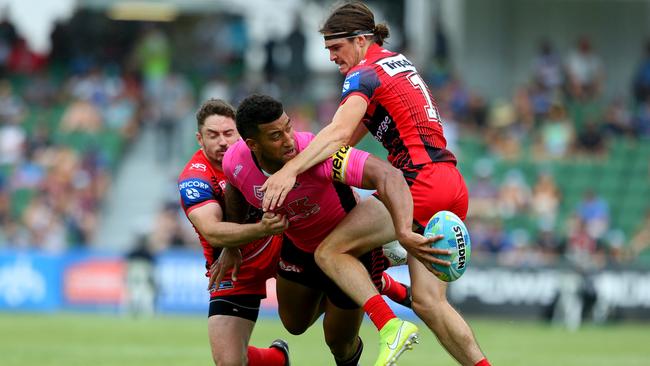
top-left (247, 346), bottom-right (286, 366)
top-left (363, 294), bottom-right (396, 330)
top-left (475, 358), bottom-right (491, 366)
top-left (380, 272), bottom-right (408, 303)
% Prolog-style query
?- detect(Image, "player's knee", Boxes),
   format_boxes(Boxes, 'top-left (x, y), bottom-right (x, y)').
top-left (284, 323), bottom-right (309, 335)
top-left (314, 244), bottom-right (331, 267)
top-left (280, 316), bottom-right (309, 335)
top-left (411, 286), bottom-right (449, 319)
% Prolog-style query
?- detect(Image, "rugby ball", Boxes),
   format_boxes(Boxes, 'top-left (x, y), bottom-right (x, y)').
top-left (423, 211), bottom-right (471, 282)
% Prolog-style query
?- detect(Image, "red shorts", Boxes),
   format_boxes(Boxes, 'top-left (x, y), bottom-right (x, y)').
top-left (407, 162), bottom-right (468, 232)
top-left (210, 235), bottom-right (283, 298)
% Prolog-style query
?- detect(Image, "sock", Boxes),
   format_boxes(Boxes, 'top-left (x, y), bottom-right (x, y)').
top-left (363, 294), bottom-right (396, 330)
top-left (380, 272), bottom-right (408, 303)
top-left (366, 248), bottom-right (390, 291)
top-left (247, 346), bottom-right (286, 366)
top-left (335, 337), bottom-right (363, 366)
top-left (475, 358), bottom-right (491, 366)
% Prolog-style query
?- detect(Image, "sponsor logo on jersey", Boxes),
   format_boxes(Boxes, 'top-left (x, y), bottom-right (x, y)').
top-left (190, 163), bottom-right (207, 172)
top-left (278, 259), bottom-right (303, 273)
top-left (233, 164), bottom-right (243, 177)
top-left (342, 71), bottom-right (360, 93)
top-left (185, 188), bottom-right (200, 200)
top-left (375, 115), bottom-right (392, 142)
top-left (275, 197), bottom-right (320, 221)
top-left (218, 180), bottom-right (226, 190)
top-left (331, 145), bottom-right (351, 183)
top-left (253, 185), bottom-right (264, 200)
top-left (377, 54), bottom-right (416, 77)
top-left (179, 180), bottom-right (211, 191)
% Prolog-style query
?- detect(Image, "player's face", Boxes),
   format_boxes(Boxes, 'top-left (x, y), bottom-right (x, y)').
top-left (249, 112), bottom-right (296, 169)
top-left (324, 37), bottom-right (364, 75)
top-left (197, 115), bottom-right (239, 167)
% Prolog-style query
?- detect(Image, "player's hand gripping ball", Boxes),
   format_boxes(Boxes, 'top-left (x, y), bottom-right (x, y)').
top-left (424, 211), bottom-right (471, 282)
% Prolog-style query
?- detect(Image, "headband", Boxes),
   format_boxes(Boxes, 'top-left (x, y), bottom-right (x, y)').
top-left (323, 30), bottom-right (374, 41)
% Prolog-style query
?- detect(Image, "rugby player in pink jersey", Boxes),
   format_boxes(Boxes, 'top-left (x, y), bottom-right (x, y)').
top-left (220, 94), bottom-right (429, 366)
top-left (178, 99), bottom-right (289, 366)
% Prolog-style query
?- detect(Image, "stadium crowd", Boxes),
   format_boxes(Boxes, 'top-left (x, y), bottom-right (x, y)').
top-left (0, 10), bottom-right (648, 267)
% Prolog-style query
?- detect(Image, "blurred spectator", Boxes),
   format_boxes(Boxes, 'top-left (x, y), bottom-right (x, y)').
top-left (147, 202), bottom-right (194, 252)
top-left (486, 101), bottom-right (524, 160)
top-left (200, 75), bottom-right (232, 104)
top-left (285, 16), bottom-right (307, 98)
top-left (132, 27), bottom-right (171, 93)
top-left (629, 210), bottom-right (650, 260)
top-left (0, 79), bottom-right (26, 123)
top-left (60, 99), bottom-right (103, 133)
top-left (516, 83), bottom-right (548, 126)
top-left (534, 102), bottom-right (574, 160)
top-left (532, 39), bottom-right (563, 93)
top-left (23, 71), bottom-right (59, 107)
top-left (124, 234), bottom-right (156, 317)
top-left (601, 97), bottom-right (634, 137)
top-left (468, 159), bottom-right (499, 218)
top-left (565, 36), bottom-right (604, 102)
top-left (0, 119), bottom-right (26, 165)
top-left (576, 189), bottom-right (610, 240)
top-left (535, 228), bottom-right (564, 261)
top-left (66, 66), bottom-right (124, 109)
top-left (10, 149), bottom-right (46, 190)
top-left (632, 39), bottom-right (650, 105)
top-left (634, 97), bottom-right (650, 137)
top-left (149, 72), bottom-right (193, 165)
top-left (22, 190), bottom-right (67, 253)
top-left (7, 37), bottom-right (47, 74)
top-left (575, 121), bottom-right (607, 157)
top-left (0, 18), bottom-right (17, 77)
top-left (263, 37), bottom-right (279, 84)
top-left (566, 216), bottom-right (603, 266)
top-left (497, 169), bottom-right (531, 218)
top-left (531, 172), bottom-right (561, 230)
top-left (477, 219), bottom-right (513, 255)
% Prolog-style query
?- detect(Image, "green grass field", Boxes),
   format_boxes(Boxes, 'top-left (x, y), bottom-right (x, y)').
top-left (1, 313), bottom-right (648, 365)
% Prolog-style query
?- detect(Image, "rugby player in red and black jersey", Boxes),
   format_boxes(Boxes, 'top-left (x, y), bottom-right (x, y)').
top-left (178, 99), bottom-right (289, 366)
top-left (260, 2), bottom-right (490, 366)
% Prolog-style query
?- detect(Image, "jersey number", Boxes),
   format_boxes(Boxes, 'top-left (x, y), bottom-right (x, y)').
top-left (407, 73), bottom-right (441, 123)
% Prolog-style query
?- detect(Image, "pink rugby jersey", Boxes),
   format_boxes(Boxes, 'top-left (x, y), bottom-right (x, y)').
top-left (223, 131), bottom-right (370, 253)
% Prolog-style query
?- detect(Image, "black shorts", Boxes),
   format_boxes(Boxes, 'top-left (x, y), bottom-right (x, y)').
top-left (277, 237), bottom-right (386, 310)
top-left (208, 294), bottom-right (264, 322)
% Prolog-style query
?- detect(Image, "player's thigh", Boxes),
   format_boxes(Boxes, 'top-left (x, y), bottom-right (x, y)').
top-left (408, 254), bottom-right (449, 311)
top-left (320, 197), bottom-right (396, 256)
top-left (322, 299), bottom-right (364, 346)
top-left (208, 314), bottom-right (255, 364)
top-left (276, 275), bottom-right (324, 334)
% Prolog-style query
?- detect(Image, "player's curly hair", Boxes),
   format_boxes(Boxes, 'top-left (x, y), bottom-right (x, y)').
top-left (195, 99), bottom-right (236, 132)
top-left (236, 94), bottom-right (284, 140)
top-left (320, 1), bottom-right (390, 46)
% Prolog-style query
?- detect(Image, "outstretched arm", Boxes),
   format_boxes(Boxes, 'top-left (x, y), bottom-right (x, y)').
top-left (261, 95), bottom-right (368, 211)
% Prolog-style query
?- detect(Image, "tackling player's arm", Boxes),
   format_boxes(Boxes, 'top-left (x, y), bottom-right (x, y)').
top-left (188, 191), bottom-right (285, 248)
